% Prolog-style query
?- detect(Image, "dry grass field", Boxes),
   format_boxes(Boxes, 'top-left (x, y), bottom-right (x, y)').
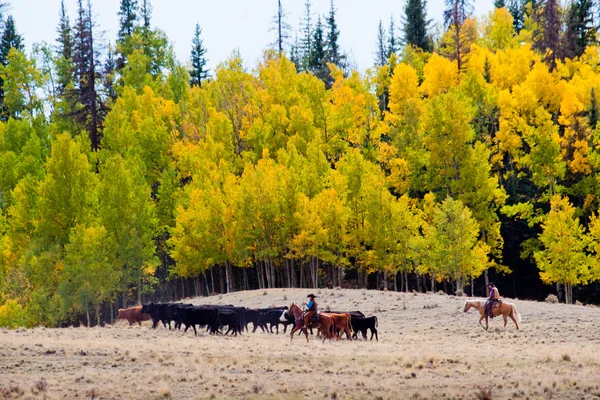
top-left (1, 289), bottom-right (600, 400)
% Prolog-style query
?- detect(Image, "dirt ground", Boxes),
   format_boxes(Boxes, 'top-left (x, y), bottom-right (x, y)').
top-left (1, 289), bottom-right (600, 400)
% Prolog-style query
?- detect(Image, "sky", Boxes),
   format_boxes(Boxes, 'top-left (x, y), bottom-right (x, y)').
top-left (11, 0), bottom-right (494, 73)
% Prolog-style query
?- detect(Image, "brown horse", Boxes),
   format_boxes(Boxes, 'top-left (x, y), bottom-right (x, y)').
top-left (464, 300), bottom-right (521, 330)
top-left (288, 303), bottom-right (335, 343)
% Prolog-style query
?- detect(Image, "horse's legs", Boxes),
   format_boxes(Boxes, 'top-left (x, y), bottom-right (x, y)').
top-left (503, 314), bottom-right (508, 328)
top-left (509, 312), bottom-right (519, 330)
top-left (304, 325), bottom-right (310, 342)
top-left (478, 315), bottom-right (486, 330)
top-left (290, 326), bottom-right (299, 340)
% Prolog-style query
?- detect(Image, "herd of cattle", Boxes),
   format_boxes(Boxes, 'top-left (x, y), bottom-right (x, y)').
top-left (117, 303), bottom-right (379, 341)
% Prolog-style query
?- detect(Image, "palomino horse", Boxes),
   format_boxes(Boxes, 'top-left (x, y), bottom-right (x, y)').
top-left (464, 299), bottom-right (521, 330)
top-left (288, 303), bottom-right (335, 343)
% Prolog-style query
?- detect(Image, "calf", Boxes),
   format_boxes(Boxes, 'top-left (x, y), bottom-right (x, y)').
top-left (351, 316), bottom-right (378, 341)
top-left (117, 306), bottom-right (151, 326)
top-left (324, 313), bottom-right (353, 340)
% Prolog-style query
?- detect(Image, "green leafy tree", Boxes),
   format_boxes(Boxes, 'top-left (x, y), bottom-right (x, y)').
top-left (424, 197), bottom-right (489, 292)
top-left (535, 195), bottom-right (590, 304)
top-left (60, 225), bottom-right (119, 326)
top-left (98, 154), bottom-right (157, 305)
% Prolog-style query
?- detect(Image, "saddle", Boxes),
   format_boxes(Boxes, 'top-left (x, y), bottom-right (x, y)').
top-left (311, 312), bottom-right (320, 322)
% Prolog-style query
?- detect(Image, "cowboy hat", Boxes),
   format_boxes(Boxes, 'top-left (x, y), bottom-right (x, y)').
top-left (307, 294), bottom-right (317, 298)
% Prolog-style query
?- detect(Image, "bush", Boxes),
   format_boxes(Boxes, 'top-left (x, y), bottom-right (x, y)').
top-left (455, 289), bottom-right (464, 297)
top-left (0, 299), bottom-right (27, 329)
top-left (545, 294), bottom-right (559, 304)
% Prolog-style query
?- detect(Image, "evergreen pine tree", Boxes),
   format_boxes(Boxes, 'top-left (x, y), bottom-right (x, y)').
top-left (375, 20), bottom-right (387, 67)
top-left (326, 0), bottom-right (342, 66)
top-left (590, 88), bottom-right (598, 130)
top-left (56, 0), bottom-right (73, 62)
top-left (509, 0), bottom-right (525, 33)
top-left (118, 0), bottom-right (138, 42)
top-left (290, 33), bottom-right (302, 71)
top-left (140, 0), bottom-right (152, 33)
top-left (271, 0), bottom-right (290, 55)
top-left (403, 0), bottom-right (432, 52)
top-left (533, 0), bottom-right (561, 69)
top-left (563, 0), bottom-right (595, 59)
top-left (190, 23), bottom-right (209, 88)
top-left (0, 16), bottom-right (25, 67)
top-left (103, 42), bottom-right (118, 103)
top-left (300, 0), bottom-right (313, 72)
top-left (71, 0), bottom-right (102, 149)
top-left (443, 0), bottom-right (474, 70)
top-left (0, 15), bottom-right (25, 121)
top-left (309, 16), bottom-right (327, 83)
top-left (387, 16), bottom-right (399, 58)
top-left (483, 56), bottom-right (492, 83)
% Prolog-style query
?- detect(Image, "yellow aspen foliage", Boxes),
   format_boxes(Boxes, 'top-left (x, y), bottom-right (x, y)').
top-left (421, 54), bottom-right (459, 97)
top-left (479, 8), bottom-right (517, 51)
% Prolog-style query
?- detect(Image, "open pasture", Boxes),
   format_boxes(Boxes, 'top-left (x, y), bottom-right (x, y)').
top-left (1, 289), bottom-right (600, 399)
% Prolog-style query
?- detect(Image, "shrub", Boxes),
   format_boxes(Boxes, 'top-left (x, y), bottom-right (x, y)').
top-left (455, 289), bottom-right (464, 297)
top-left (475, 385), bottom-right (493, 400)
top-left (545, 294), bottom-right (559, 304)
top-left (0, 299), bottom-right (27, 329)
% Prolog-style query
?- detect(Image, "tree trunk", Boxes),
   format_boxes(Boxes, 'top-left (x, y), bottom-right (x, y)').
top-left (204, 273), bottom-right (210, 296)
top-left (314, 258), bottom-right (319, 289)
top-left (224, 260), bottom-right (231, 293)
top-left (219, 267), bottom-right (225, 294)
top-left (470, 277), bottom-right (474, 297)
top-left (110, 302), bottom-right (114, 324)
top-left (210, 267), bottom-right (215, 294)
top-left (394, 272), bottom-right (398, 292)
top-left (181, 277), bottom-right (185, 299)
top-left (431, 275), bottom-right (435, 292)
top-left (565, 283), bottom-right (573, 304)
top-left (404, 271), bottom-right (408, 292)
top-left (244, 268), bottom-right (249, 291)
top-left (138, 276), bottom-right (142, 305)
top-left (416, 273), bottom-right (422, 293)
top-left (96, 303), bottom-right (100, 327)
top-left (338, 267), bottom-right (343, 288)
top-left (86, 301), bottom-right (90, 328)
top-left (556, 283), bottom-right (564, 303)
top-left (484, 269), bottom-right (490, 297)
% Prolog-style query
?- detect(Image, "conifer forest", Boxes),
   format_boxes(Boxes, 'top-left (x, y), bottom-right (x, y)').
top-left (1, 0), bottom-right (600, 327)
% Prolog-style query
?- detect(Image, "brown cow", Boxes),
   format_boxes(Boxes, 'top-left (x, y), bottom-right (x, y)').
top-left (323, 313), bottom-right (353, 340)
top-left (117, 306), bottom-right (151, 326)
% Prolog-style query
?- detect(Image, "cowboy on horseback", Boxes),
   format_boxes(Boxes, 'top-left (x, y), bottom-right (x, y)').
top-left (302, 294), bottom-right (318, 327)
top-left (485, 282), bottom-right (501, 318)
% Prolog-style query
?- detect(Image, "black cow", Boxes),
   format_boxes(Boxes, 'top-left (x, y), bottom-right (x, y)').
top-left (245, 309), bottom-right (266, 333)
top-left (141, 303), bottom-right (167, 329)
top-left (258, 309), bottom-right (292, 334)
top-left (175, 306), bottom-right (220, 335)
top-left (351, 316), bottom-right (378, 341)
top-left (217, 310), bottom-right (242, 336)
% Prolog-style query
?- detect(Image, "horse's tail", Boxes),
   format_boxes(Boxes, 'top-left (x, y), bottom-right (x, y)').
top-left (374, 315), bottom-right (378, 328)
top-left (511, 303), bottom-right (521, 323)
